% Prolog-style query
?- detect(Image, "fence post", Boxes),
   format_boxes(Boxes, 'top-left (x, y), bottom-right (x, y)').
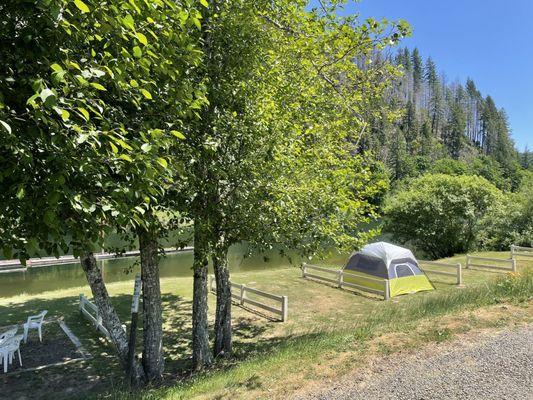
top-left (512, 258), bottom-right (517, 273)
top-left (465, 256), bottom-right (470, 269)
top-left (79, 294), bottom-right (84, 312)
top-left (384, 279), bottom-right (390, 300)
top-left (240, 284), bottom-right (246, 306)
top-left (337, 270), bottom-right (343, 288)
top-left (510, 245), bottom-right (515, 260)
top-left (281, 296), bottom-right (288, 322)
top-left (456, 263), bottom-right (463, 286)
top-left (302, 263), bottom-right (307, 278)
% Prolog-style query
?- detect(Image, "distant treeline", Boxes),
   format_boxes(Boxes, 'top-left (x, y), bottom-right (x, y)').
top-left (361, 47), bottom-right (530, 191)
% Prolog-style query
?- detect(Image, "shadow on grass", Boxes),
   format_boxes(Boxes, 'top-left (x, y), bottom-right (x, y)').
top-left (0, 295), bottom-right (118, 399)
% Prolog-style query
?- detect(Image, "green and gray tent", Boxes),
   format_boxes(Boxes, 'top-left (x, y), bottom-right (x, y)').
top-left (343, 242), bottom-right (434, 298)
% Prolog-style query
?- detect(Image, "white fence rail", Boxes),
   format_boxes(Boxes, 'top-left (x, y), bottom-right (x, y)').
top-left (301, 263), bottom-right (390, 300)
top-left (418, 260), bottom-right (463, 285)
top-left (511, 245), bottom-right (533, 260)
top-left (79, 294), bottom-right (110, 339)
top-left (208, 275), bottom-right (288, 322)
top-left (466, 255), bottom-right (516, 273)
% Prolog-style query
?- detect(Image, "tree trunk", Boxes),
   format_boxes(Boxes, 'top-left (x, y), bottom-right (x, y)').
top-left (192, 217), bottom-right (213, 370)
top-left (213, 242), bottom-right (232, 358)
top-left (138, 228), bottom-right (164, 381)
top-left (80, 252), bottom-right (145, 385)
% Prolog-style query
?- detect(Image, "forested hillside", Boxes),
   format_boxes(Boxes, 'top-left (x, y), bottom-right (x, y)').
top-left (363, 47), bottom-right (526, 191)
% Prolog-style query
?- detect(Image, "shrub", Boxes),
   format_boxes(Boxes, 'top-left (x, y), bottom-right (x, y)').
top-left (383, 174), bottom-right (503, 258)
top-left (429, 158), bottom-right (469, 176)
top-left (477, 176), bottom-right (533, 249)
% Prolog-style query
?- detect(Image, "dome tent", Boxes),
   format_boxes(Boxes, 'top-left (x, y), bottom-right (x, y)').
top-left (343, 242), bottom-right (434, 298)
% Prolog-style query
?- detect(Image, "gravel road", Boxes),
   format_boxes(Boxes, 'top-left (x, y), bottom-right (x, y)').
top-left (298, 325), bottom-right (533, 400)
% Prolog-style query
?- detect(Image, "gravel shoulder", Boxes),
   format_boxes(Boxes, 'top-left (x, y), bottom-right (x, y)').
top-left (296, 324), bottom-right (533, 400)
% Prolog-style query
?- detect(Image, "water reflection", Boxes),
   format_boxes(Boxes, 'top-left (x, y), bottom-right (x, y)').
top-left (0, 245), bottom-right (346, 298)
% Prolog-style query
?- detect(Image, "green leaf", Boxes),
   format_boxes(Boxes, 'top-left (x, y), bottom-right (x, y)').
top-left (0, 120), bottom-right (11, 134)
top-left (74, 0), bottom-right (90, 13)
top-left (54, 107), bottom-right (70, 122)
top-left (109, 142), bottom-right (119, 154)
top-left (16, 187), bottom-right (24, 199)
top-left (141, 143), bottom-right (152, 152)
top-left (68, 61), bottom-right (81, 71)
top-left (171, 130), bottom-right (185, 140)
top-left (140, 89), bottom-right (152, 99)
top-left (130, 79), bottom-right (139, 88)
top-left (77, 107), bottom-right (90, 121)
top-left (136, 32), bottom-right (148, 46)
top-left (90, 82), bottom-right (107, 91)
top-left (199, 0), bottom-right (208, 7)
top-left (157, 157), bottom-right (168, 169)
top-left (122, 14), bottom-right (135, 31)
top-left (117, 138), bottom-right (133, 150)
top-left (119, 154), bottom-right (133, 162)
top-left (40, 88), bottom-right (57, 107)
top-left (192, 17), bottom-right (201, 30)
top-left (50, 63), bottom-right (63, 72)
top-left (44, 209), bottom-right (56, 227)
top-left (133, 46), bottom-right (142, 58)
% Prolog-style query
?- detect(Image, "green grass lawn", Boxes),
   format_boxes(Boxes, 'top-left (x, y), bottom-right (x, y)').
top-left (0, 251), bottom-right (532, 399)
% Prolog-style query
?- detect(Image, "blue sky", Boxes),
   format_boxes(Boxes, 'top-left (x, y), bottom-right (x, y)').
top-left (313, 0), bottom-right (532, 151)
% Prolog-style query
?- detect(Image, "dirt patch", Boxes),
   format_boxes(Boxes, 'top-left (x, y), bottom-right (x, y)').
top-left (6, 337), bottom-right (80, 373)
top-left (0, 321), bottom-right (82, 373)
top-left (0, 321), bottom-right (97, 400)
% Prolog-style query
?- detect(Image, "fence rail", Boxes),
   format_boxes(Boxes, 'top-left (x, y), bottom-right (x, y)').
top-left (79, 294), bottom-right (110, 339)
top-left (511, 245), bottom-right (533, 260)
top-left (301, 263), bottom-right (389, 300)
top-left (418, 260), bottom-right (463, 285)
top-left (466, 255), bottom-right (516, 272)
top-left (209, 275), bottom-right (288, 322)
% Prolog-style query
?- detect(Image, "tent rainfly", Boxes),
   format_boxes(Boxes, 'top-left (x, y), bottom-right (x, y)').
top-left (343, 242), bottom-right (434, 298)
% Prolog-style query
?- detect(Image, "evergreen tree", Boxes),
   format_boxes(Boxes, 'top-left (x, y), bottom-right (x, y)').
top-left (521, 146), bottom-right (531, 169)
top-left (425, 57), bottom-right (443, 137)
top-left (411, 47), bottom-right (423, 97)
top-left (465, 78), bottom-right (481, 144)
top-left (402, 99), bottom-right (419, 153)
top-left (445, 97), bottom-right (467, 159)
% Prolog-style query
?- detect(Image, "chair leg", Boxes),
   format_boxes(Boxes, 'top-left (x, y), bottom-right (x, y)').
top-left (18, 349), bottom-right (22, 367)
top-left (23, 326), bottom-right (28, 343)
top-left (3, 354), bottom-right (7, 373)
top-left (39, 326), bottom-right (42, 342)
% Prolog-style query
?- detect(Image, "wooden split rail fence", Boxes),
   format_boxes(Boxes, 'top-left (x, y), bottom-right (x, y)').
top-left (466, 255), bottom-right (516, 273)
top-left (511, 245), bottom-right (533, 260)
top-left (79, 294), bottom-right (111, 339)
top-left (301, 263), bottom-right (390, 300)
top-left (418, 260), bottom-right (463, 285)
top-left (208, 275), bottom-right (288, 322)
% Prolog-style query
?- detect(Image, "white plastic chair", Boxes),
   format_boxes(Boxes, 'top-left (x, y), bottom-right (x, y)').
top-left (0, 334), bottom-right (23, 373)
top-left (23, 310), bottom-right (47, 343)
top-left (0, 328), bottom-right (17, 346)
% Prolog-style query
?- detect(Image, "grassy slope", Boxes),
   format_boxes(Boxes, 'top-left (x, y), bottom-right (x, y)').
top-left (0, 252), bottom-right (531, 399)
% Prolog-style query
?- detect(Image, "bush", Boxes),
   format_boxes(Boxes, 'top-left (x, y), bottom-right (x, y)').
top-left (429, 158), bottom-right (469, 176)
top-left (383, 174), bottom-right (503, 258)
top-left (429, 156), bottom-right (510, 191)
top-left (477, 176), bottom-right (533, 249)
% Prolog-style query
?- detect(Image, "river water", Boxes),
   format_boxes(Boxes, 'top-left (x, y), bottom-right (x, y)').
top-left (0, 245), bottom-right (346, 298)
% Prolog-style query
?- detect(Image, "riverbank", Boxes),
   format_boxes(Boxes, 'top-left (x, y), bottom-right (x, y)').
top-left (0, 252), bottom-right (531, 399)
top-left (0, 246), bottom-right (194, 272)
